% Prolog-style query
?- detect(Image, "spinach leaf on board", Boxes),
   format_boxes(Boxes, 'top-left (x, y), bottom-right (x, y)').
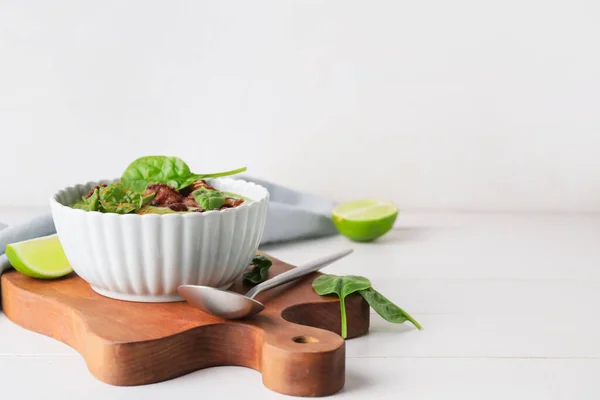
top-left (99, 184), bottom-right (143, 214)
top-left (243, 255), bottom-right (273, 284)
top-left (120, 155), bottom-right (247, 193)
top-left (312, 274), bottom-right (423, 338)
top-left (192, 187), bottom-right (226, 210)
top-left (312, 275), bottom-right (371, 338)
top-left (72, 188), bottom-right (100, 212)
top-left (359, 287), bottom-right (422, 330)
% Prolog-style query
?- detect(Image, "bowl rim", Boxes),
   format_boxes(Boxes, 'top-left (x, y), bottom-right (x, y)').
top-left (50, 177), bottom-right (270, 218)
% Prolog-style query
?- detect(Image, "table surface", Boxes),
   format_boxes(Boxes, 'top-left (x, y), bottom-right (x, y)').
top-left (1, 207), bottom-right (598, 399)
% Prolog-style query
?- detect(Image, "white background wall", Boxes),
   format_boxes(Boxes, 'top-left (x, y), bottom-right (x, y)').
top-left (1, 1), bottom-right (599, 212)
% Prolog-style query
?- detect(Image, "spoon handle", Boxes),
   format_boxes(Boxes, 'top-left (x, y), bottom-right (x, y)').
top-left (245, 249), bottom-right (354, 299)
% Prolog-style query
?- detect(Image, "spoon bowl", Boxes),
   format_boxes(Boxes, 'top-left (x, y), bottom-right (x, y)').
top-left (178, 285), bottom-right (265, 319)
top-left (178, 249), bottom-right (353, 319)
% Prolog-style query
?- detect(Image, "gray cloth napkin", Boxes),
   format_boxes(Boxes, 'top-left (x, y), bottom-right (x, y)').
top-left (0, 222), bottom-right (8, 275)
top-left (0, 222), bottom-right (9, 275)
top-left (0, 178), bottom-right (338, 275)
top-left (238, 176), bottom-right (338, 245)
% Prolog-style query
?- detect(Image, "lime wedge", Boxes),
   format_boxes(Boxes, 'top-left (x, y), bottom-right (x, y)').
top-left (5, 235), bottom-right (73, 279)
top-left (332, 199), bottom-right (398, 242)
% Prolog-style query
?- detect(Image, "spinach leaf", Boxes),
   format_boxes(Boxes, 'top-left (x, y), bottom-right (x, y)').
top-left (72, 188), bottom-right (100, 212)
top-left (312, 275), bottom-right (371, 338)
top-left (192, 187), bottom-right (226, 210)
top-left (98, 183), bottom-right (143, 214)
top-left (120, 155), bottom-right (247, 193)
top-left (359, 287), bottom-right (422, 330)
top-left (121, 156), bottom-right (195, 193)
top-left (243, 255), bottom-right (273, 284)
top-left (312, 274), bottom-right (423, 337)
top-left (142, 192), bottom-right (156, 206)
top-left (71, 201), bottom-right (87, 210)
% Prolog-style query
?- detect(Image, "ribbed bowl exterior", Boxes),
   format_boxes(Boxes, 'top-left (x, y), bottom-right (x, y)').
top-left (50, 178), bottom-right (269, 302)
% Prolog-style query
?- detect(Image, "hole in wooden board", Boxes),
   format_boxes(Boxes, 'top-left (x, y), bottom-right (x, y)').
top-left (292, 335), bottom-right (319, 344)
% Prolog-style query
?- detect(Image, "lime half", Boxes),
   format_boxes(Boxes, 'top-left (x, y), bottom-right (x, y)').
top-left (5, 235), bottom-right (73, 279)
top-left (332, 199), bottom-right (398, 242)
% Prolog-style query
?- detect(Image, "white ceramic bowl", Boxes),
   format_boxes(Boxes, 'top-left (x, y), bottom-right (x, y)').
top-left (50, 178), bottom-right (269, 302)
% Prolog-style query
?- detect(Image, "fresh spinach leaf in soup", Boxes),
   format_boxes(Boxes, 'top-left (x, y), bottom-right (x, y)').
top-left (142, 192), bottom-right (156, 206)
top-left (243, 255), bottom-right (273, 284)
top-left (192, 187), bottom-right (226, 210)
top-left (120, 155), bottom-right (247, 193)
top-left (120, 156), bottom-right (196, 193)
top-left (98, 184), bottom-right (143, 214)
top-left (312, 275), bottom-right (371, 338)
top-left (359, 287), bottom-right (422, 330)
top-left (72, 188), bottom-right (100, 212)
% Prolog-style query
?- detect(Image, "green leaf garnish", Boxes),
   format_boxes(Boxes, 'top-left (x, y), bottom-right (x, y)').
top-left (98, 183), bottom-right (143, 214)
top-left (72, 188), bottom-right (100, 212)
top-left (192, 187), bottom-right (225, 210)
top-left (142, 192), bottom-right (156, 206)
top-left (120, 155), bottom-right (246, 193)
top-left (120, 156), bottom-right (195, 193)
top-left (243, 255), bottom-right (273, 284)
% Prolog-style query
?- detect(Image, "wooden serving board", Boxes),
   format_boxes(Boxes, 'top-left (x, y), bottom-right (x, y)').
top-left (0, 252), bottom-right (370, 397)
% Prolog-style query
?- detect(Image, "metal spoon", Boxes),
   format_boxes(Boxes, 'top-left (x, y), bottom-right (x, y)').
top-left (177, 248), bottom-right (353, 319)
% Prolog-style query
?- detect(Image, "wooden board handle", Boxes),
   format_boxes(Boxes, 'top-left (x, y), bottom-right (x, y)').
top-left (260, 315), bottom-right (346, 396)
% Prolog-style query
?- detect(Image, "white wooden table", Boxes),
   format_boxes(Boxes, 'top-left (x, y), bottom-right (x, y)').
top-left (1, 208), bottom-right (599, 399)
